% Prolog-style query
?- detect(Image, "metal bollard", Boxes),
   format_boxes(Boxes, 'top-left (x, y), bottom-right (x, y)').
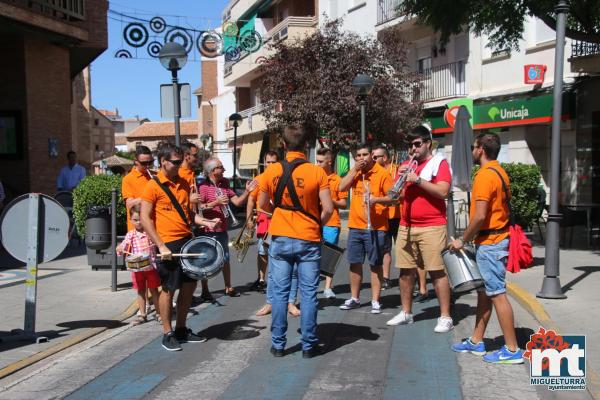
top-left (111, 188), bottom-right (117, 292)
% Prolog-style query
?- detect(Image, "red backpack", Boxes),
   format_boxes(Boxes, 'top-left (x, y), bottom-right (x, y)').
top-left (488, 168), bottom-right (533, 273)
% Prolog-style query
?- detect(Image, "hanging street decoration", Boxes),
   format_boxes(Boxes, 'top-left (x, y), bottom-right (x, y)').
top-left (111, 9), bottom-right (264, 62)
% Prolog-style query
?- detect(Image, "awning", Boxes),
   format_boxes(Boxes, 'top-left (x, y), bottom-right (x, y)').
top-left (238, 133), bottom-right (263, 170)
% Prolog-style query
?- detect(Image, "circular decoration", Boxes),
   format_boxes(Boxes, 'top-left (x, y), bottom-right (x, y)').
top-left (224, 45), bottom-right (241, 62)
top-left (164, 27), bottom-right (193, 54)
top-left (197, 31), bottom-right (223, 58)
top-left (255, 56), bottom-right (268, 64)
top-left (123, 22), bottom-right (149, 48)
top-left (114, 49), bottom-right (132, 58)
top-left (239, 30), bottom-right (262, 53)
top-left (222, 21), bottom-right (239, 37)
top-left (147, 41), bottom-right (163, 58)
top-left (149, 16), bottom-right (166, 33)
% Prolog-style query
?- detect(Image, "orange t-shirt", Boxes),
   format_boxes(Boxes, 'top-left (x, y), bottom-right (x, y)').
top-left (259, 151), bottom-right (329, 242)
top-left (325, 172), bottom-right (348, 228)
top-left (386, 163), bottom-right (401, 219)
top-left (471, 160), bottom-right (510, 245)
top-left (121, 167), bottom-right (151, 231)
top-left (179, 166), bottom-right (196, 187)
top-left (141, 170), bottom-right (192, 243)
top-left (348, 162), bottom-right (393, 231)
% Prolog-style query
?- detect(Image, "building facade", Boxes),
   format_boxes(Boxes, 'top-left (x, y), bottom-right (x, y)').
top-left (125, 120), bottom-right (200, 152)
top-left (0, 0), bottom-right (109, 197)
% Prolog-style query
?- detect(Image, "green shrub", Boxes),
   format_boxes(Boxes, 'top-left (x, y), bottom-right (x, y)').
top-left (472, 163), bottom-right (541, 229)
top-left (72, 174), bottom-right (126, 236)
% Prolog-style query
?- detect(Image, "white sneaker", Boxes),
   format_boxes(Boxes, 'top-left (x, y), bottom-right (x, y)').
top-left (434, 316), bottom-right (454, 333)
top-left (371, 301), bottom-right (382, 314)
top-left (323, 288), bottom-right (336, 299)
top-left (386, 310), bottom-right (414, 326)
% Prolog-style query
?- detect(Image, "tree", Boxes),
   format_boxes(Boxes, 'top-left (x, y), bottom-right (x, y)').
top-left (259, 20), bottom-right (423, 150)
top-left (401, 0), bottom-right (600, 51)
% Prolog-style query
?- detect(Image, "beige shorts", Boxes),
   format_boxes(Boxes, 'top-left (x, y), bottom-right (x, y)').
top-left (395, 225), bottom-right (447, 271)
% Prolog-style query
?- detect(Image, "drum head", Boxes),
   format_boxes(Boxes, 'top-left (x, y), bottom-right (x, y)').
top-left (180, 236), bottom-right (224, 280)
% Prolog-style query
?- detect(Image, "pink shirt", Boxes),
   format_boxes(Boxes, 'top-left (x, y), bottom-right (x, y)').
top-left (118, 229), bottom-right (156, 272)
top-left (198, 178), bottom-right (236, 232)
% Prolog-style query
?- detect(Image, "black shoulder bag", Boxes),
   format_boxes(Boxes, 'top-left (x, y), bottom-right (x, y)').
top-left (273, 159), bottom-right (321, 226)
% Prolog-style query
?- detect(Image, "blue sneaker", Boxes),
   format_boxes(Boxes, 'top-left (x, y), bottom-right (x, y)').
top-left (451, 338), bottom-right (486, 356)
top-left (483, 345), bottom-right (524, 364)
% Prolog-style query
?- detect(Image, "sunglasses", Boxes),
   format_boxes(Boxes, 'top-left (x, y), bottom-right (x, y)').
top-left (166, 159), bottom-right (183, 166)
top-left (137, 159), bottom-right (154, 166)
top-left (411, 141), bottom-right (426, 148)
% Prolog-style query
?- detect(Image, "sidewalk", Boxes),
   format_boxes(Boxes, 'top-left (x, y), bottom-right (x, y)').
top-left (506, 245), bottom-right (600, 399)
top-left (0, 243), bottom-right (137, 376)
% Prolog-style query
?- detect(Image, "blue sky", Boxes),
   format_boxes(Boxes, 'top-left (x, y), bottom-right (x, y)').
top-left (92, 0), bottom-right (230, 121)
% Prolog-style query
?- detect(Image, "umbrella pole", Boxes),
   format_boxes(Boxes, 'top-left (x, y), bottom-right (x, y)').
top-left (447, 191), bottom-right (456, 238)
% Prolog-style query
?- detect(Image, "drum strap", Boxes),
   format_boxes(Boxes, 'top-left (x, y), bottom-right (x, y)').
top-left (478, 167), bottom-right (514, 236)
top-left (152, 176), bottom-right (193, 230)
top-left (273, 158), bottom-right (321, 226)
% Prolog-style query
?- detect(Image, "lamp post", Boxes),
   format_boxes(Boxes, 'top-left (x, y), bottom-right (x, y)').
top-left (352, 73), bottom-right (374, 143)
top-left (538, 0), bottom-right (568, 299)
top-left (158, 42), bottom-right (188, 147)
top-left (229, 113), bottom-right (242, 189)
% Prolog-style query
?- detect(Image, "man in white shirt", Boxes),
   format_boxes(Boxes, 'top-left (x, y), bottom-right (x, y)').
top-left (56, 151), bottom-right (86, 191)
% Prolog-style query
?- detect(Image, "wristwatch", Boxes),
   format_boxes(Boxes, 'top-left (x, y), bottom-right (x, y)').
top-left (415, 177), bottom-right (422, 185)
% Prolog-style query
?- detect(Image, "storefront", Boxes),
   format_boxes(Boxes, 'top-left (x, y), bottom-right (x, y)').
top-left (424, 91), bottom-right (580, 201)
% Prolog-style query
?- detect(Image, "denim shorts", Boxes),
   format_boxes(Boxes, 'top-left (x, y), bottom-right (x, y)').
top-left (203, 231), bottom-right (230, 262)
top-left (322, 226), bottom-right (340, 246)
top-left (257, 235), bottom-right (268, 256)
top-left (346, 228), bottom-right (389, 267)
top-left (476, 239), bottom-right (509, 296)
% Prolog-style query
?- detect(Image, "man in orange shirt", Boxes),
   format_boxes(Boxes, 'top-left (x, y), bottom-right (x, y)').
top-left (338, 143), bottom-right (394, 314)
top-left (449, 132), bottom-right (523, 364)
top-left (258, 123), bottom-right (333, 358)
top-left (316, 147), bottom-right (347, 299)
top-left (122, 146), bottom-right (154, 232)
top-left (140, 142), bottom-right (219, 352)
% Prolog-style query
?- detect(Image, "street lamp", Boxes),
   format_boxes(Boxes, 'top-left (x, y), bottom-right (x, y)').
top-left (158, 42), bottom-right (188, 147)
top-left (538, 0), bottom-right (568, 299)
top-left (229, 113), bottom-right (243, 189)
top-left (352, 73), bottom-right (374, 143)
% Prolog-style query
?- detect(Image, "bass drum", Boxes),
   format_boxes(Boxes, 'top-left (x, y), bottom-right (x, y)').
top-left (180, 236), bottom-right (225, 280)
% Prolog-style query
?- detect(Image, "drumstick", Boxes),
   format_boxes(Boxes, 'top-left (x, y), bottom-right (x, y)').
top-left (170, 253), bottom-right (208, 257)
top-left (449, 236), bottom-right (470, 260)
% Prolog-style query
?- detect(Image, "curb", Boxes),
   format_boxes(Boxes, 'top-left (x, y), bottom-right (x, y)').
top-left (0, 300), bottom-right (138, 381)
top-left (507, 281), bottom-right (599, 400)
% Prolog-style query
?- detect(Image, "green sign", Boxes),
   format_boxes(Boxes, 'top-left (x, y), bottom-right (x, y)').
top-left (474, 95), bottom-right (552, 128)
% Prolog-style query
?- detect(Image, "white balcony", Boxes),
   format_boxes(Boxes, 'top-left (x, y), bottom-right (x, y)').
top-left (226, 102), bottom-right (269, 139)
top-left (224, 16), bottom-right (317, 87)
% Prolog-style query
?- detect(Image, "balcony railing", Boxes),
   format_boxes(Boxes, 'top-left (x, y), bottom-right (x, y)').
top-left (2, 0), bottom-right (86, 21)
top-left (571, 40), bottom-right (600, 58)
top-left (414, 60), bottom-right (466, 102)
top-left (377, 0), bottom-right (404, 25)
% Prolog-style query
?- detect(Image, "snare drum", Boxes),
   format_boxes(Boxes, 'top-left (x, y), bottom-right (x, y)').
top-left (126, 253), bottom-right (151, 270)
top-left (320, 242), bottom-right (345, 277)
top-left (441, 246), bottom-right (484, 294)
top-left (179, 236), bottom-right (225, 280)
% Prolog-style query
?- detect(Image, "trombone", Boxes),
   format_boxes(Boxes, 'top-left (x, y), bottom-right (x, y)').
top-left (230, 209), bottom-right (273, 263)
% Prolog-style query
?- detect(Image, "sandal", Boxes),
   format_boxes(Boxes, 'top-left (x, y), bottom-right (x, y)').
top-left (132, 315), bottom-right (147, 326)
top-left (288, 304), bottom-right (301, 317)
top-left (201, 292), bottom-right (214, 303)
top-left (225, 288), bottom-right (240, 297)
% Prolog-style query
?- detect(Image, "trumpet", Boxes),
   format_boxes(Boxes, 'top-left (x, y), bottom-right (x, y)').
top-left (230, 211), bottom-right (256, 263)
top-left (388, 156), bottom-right (418, 201)
top-left (212, 180), bottom-right (240, 227)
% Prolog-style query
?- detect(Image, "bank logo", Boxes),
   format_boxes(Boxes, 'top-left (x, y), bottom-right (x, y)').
top-left (525, 327), bottom-right (586, 391)
top-left (488, 106), bottom-right (500, 120)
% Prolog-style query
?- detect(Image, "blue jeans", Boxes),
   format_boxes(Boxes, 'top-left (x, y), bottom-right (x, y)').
top-left (268, 235), bottom-right (321, 350)
top-left (266, 263), bottom-right (298, 304)
top-left (476, 239), bottom-right (509, 296)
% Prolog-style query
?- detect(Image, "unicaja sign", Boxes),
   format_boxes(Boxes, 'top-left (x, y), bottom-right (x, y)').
top-left (525, 327), bottom-right (586, 391)
top-left (488, 105), bottom-right (530, 121)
